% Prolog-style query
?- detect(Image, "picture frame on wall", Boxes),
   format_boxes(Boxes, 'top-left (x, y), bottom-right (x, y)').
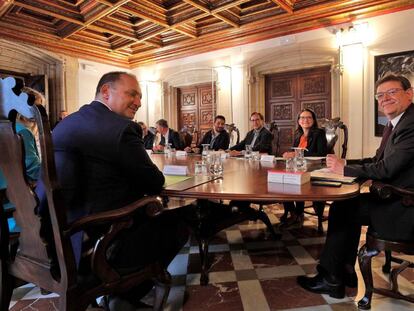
top-left (374, 50), bottom-right (414, 136)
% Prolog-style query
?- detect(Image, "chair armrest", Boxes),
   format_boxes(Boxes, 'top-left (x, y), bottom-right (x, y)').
top-left (370, 181), bottom-right (414, 206)
top-left (64, 196), bottom-right (163, 237)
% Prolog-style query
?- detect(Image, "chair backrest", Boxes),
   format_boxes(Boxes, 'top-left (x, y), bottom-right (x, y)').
top-left (0, 77), bottom-right (75, 291)
top-left (320, 117), bottom-right (348, 159)
top-left (265, 121), bottom-right (280, 156)
top-left (179, 125), bottom-right (196, 148)
top-left (225, 123), bottom-right (240, 148)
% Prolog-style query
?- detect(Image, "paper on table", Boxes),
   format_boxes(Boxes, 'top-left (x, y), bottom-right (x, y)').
top-left (310, 168), bottom-right (357, 184)
top-left (260, 155), bottom-right (275, 162)
top-left (175, 150), bottom-right (187, 157)
top-left (305, 156), bottom-right (325, 161)
top-left (163, 165), bottom-right (188, 176)
top-left (164, 175), bottom-right (192, 187)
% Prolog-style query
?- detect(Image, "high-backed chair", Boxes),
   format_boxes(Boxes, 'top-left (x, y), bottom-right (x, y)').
top-left (265, 121), bottom-right (280, 156)
top-left (225, 123), bottom-right (240, 148)
top-left (179, 126), bottom-right (195, 148)
top-left (0, 77), bottom-right (171, 311)
top-left (358, 181), bottom-right (414, 310)
top-left (304, 117), bottom-right (349, 233)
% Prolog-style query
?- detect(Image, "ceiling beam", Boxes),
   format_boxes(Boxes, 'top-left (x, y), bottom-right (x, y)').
top-left (183, 0), bottom-right (239, 27)
top-left (60, 0), bottom-right (132, 38)
top-left (0, 0), bottom-right (14, 18)
top-left (14, 0), bottom-right (84, 24)
top-left (269, 0), bottom-right (294, 14)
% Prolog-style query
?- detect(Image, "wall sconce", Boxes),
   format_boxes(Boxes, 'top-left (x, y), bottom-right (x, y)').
top-left (335, 22), bottom-right (370, 47)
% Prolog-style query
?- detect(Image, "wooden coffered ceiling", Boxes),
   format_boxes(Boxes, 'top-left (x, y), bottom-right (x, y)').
top-left (0, 0), bottom-right (413, 68)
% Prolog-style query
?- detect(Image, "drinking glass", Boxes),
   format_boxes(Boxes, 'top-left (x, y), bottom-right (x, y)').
top-left (285, 157), bottom-right (295, 171)
top-left (195, 161), bottom-right (204, 175)
top-left (202, 144), bottom-right (210, 159)
top-left (252, 151), bottom-right (260, 161)
top-left (245, 144), bottom-right (252, 159)
top-left (293, 147), bottom-right (306, 171)
top-left (209, 155), bottom-right (224, 176)
top-left (165, 143), bottom-right (172, 157)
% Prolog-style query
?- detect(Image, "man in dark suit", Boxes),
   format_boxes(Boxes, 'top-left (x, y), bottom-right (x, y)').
top-left (185, 115), bottom-right (230, 153)
top-left (297, 74), bottom-right (414, 299)
top-left (48, 72), bottom-right (189, 310)
top-left (137, 121), bottom-right (155, 149)
top-left (153, 118), bottom-right (183, 151)
top-left (229, 112), bottom-right (273, 155)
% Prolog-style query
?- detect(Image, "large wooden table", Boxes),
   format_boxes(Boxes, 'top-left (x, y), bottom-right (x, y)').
top-left (151, 154), bottom-right (360, 202)
top-left (151, 153), bottom-right (361, 284)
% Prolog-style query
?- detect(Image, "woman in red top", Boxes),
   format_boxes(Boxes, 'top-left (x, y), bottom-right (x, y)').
top-left (281, 108), bottom-right (328, 228)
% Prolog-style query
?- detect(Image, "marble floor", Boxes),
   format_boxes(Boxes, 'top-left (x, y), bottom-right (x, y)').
top-left (8, 204), bottom-right (414, 310)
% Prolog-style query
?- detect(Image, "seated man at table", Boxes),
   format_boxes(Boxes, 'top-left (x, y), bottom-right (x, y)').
top-left (153, 118), bottom-right (183, 151)
top-left (297, 74), bottom-right (414, 298)
top-left (229, 112), bottom-right (272, 155)
top-left (38, 71), bottom-right (189, 310)
top-left (137, 121), bottom-right (155, 149)
top-left (185, 115), bottom-right (230, 153)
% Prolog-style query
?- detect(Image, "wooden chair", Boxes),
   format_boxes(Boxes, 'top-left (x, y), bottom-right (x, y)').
top-left (304, 117), bottom-right (349, 233)
top-left (225, 123), bottom-right (240, 148)
top-left (265, 121), bottom-right (280, 156)
top-left (0, 77), bottom-right (171, 311)
top-left (357, 181), bottom-right (414, 310)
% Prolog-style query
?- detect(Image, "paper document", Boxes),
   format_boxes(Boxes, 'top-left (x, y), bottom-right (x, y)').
top-left (164, 175), bottom-right (192, 187)
top-left (163, 165), bottom-right (188, 176)
top-left (305, 156), bottom-right (325, 161)
top-left (310, 168), bottom-right (357, 184)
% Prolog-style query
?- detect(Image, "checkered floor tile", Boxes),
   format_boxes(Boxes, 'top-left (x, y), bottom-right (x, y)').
top-left (8, 204), bottom-right (414, 310)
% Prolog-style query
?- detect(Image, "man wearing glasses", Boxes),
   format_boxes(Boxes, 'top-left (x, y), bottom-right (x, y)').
top-left (297, 74), bottom-right (414, 298)
top-left (229, 112), bottom-right (273, 155)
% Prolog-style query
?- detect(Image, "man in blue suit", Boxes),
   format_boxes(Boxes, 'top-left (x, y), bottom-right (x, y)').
top-left (50, 71), bottom-right (188, 310)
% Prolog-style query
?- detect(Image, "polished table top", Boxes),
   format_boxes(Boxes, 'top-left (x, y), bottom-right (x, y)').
top-left (151, 153), bottom-right (360, 202)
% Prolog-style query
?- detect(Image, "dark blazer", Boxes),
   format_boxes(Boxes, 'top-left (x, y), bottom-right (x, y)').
top-left (197, 130), bottom-right (230, 151)
top-left (48, 101), bottom-right (165, 222)
top-left (293, 127), bottom-right (328, 157)
top-left (166, 128), bottom-right (183, 150)
top-left (143, 131), bottom-right (155, 150)
top-left (344, 103), bottom-right (414, 240)
top-left (230, 127), bottom-right (273, 154)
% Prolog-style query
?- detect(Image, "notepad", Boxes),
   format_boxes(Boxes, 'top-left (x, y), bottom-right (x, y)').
top-left (163, 165), bottom-right (188, 176)
top-left (260, 155), bottom-right (275, 162)
top-left (310, 168), bottom-right (356, 184)
top-left (175, 150), bottom-right (187, 157)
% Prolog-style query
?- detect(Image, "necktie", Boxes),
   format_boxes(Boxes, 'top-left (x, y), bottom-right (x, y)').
top-left (376, 122), bottom-right (393, 160)
top-left (160, 135), bottom-right (166, 146)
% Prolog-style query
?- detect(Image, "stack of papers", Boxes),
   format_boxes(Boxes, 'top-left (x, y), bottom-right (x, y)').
top-left (268, 170), bottom-right (311, 185)
top-left (310, 168), bottom-right (356, 184)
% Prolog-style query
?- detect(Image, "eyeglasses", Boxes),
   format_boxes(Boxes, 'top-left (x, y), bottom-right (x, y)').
top-left (375, 88), bottom-right (405, 101)
top-left (299, 116), bottom-right (313, 120)
top-left (250, 119), bottom-right (260, 122)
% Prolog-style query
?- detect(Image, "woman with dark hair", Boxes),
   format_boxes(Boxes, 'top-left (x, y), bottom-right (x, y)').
top-left (281, 108), bottom-right (328, 228)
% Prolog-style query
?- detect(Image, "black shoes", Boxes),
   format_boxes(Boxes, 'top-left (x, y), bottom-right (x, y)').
top-left (297, 273), bottom-right (345, 299)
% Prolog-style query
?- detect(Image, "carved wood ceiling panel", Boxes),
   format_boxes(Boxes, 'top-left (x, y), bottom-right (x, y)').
top-left (0, 0), bottom-right (413, 67)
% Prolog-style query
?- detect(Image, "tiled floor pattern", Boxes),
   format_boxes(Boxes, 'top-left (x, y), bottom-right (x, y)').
top-left (8, 204), bottom-right (414, 310)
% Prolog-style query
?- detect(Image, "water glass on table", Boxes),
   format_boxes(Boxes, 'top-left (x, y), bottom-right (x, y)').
top-left (252, 151), bottom-right (260, 161)
top-left (244, 144), bottom-right (252, 159)
top-left (209, 155), bottom-right (224, 176)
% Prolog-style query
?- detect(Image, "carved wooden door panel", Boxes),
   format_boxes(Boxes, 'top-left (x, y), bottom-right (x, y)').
top-left (265, 66), bottom-right (331, 154)
top-left (178, 83), bottom-right (215, 146)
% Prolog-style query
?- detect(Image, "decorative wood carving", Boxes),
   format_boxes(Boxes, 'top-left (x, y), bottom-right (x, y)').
top-left (265, 66), bottom-right (331, 154)
top-left (271, 103), bottom-right (293, 121)
top-left (178, 83), bottom-right (215, 145)
top-left (0, 1), bottom-right (412, 67)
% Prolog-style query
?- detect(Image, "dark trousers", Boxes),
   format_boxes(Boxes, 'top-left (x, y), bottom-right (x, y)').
top-left (283, 201), bottom-right (325, 215)
top-left (318, 194), bottom-right (371, 279)
top-left (108, 208), bottom-right (189, 303)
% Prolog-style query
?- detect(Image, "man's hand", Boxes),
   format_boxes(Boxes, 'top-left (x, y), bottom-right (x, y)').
top-left (184, 146), bottom-right (192, 153)
top-left (282, 151), bottom-right (295, 158)
top-left (326, 154), bottom-right (345, 175)
top-left (153, 144), bottom-right (164, 152)
top-left (229, 150), bottom-right (242, 157)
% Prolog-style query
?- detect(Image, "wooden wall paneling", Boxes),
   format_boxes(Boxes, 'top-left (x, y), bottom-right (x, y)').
top-left (265, 66), bottom-right (331, 154)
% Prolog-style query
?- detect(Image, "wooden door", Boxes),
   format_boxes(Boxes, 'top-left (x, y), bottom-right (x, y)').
top-left (265, 66), bottom-right (331, 154)
top-left (178, 83), bottom-right (215, 146)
